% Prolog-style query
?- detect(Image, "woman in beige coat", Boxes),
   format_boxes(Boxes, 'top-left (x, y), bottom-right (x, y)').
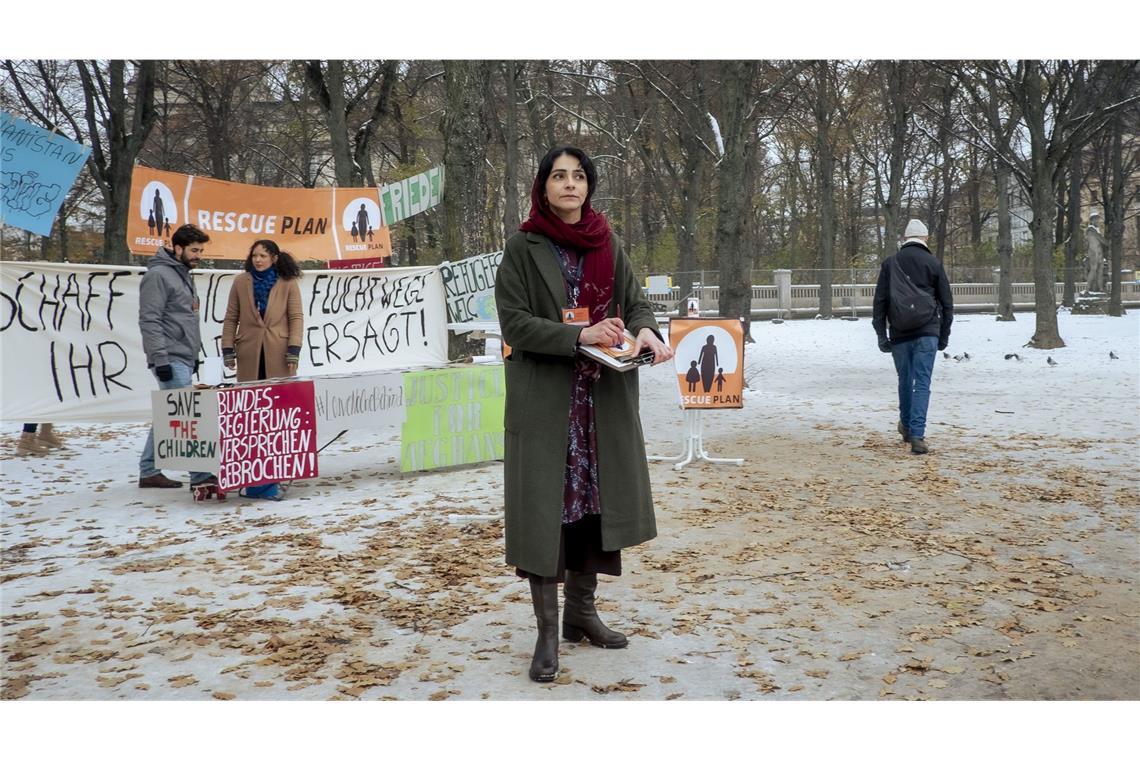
top-left (222, 240), bottom-right (304, 383)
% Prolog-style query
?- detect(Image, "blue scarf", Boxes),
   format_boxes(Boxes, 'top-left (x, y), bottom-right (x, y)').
top-left (251, 267), bottom-right (278, 316)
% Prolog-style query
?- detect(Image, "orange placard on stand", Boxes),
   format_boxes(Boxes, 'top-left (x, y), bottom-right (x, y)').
top-left (668, 318), bottom-right (745, 409)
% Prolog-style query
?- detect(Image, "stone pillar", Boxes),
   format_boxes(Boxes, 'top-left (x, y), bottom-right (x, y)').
top-left (775, 270), bottom-right (792, 317)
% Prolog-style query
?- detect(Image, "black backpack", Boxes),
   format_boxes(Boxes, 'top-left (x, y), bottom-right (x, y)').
top-left (887, 257), bottom-right (937, 331)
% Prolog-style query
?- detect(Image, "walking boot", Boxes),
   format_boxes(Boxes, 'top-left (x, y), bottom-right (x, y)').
top-left (897, 420), bottom-right (910, 442)
top-left (562, 570), bottom-right (628, 649)
top-left (16, 432), bottom-right (49, 457)
top-left (37, 423), bottom-right (64, 449)
top-left (528, 578), bottom-right (559, 682)
top-left (910, 438), bottom-right (928, 455)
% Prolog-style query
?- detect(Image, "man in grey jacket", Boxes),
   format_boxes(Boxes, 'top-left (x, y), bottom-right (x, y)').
top-left (137, 224), bottom-right (214, 489)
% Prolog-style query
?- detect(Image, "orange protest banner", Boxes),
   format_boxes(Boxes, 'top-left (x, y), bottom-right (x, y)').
top-left (127, 166), bottom-right (392, 262)
top-left (668, 317), bottom-right (746, 409)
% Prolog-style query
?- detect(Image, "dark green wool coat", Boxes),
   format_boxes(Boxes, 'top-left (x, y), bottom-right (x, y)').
top-left (495, 230), bottom-right (660, 577)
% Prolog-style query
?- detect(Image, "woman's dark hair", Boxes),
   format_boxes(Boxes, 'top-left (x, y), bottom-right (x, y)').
top-left (246, 239), bottom-right (303, 279)
top-left (535, 145), bottom-right (597, 205)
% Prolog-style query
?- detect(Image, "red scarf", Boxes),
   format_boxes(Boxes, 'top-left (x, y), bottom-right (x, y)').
top-left (519, 176), bottom-right (614, 325)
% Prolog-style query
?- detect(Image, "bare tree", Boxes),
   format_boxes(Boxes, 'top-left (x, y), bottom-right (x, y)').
top-left (985, 61), bottom-right (1137, 346)
top-left (304, 60), bottom-right (398, 187)
top-left (4, 59), bottom-right (164, 264)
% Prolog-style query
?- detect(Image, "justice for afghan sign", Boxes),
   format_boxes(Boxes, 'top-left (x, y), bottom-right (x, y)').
top-left (668, 317), bottom-right (746, 409)
top-left (1, 112), bottom-right (92, 236)
top-left (126, 166), bottom-right (394, 263)
top-left (400, 365), bottom-right (505, 472)
top-left (1, 261), bottom-right (448, 423)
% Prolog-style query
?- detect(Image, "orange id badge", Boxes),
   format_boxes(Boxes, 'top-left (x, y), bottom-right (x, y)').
top-left (562, 307), bottom-right (589, 326)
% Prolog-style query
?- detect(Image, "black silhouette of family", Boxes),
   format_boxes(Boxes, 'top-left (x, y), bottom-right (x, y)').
top-left (350, 203), bottom-right (375, 243)
top-left (684, 335), bottom-right (725, 392)
top-left (147, 189), bottom-right (172, 238)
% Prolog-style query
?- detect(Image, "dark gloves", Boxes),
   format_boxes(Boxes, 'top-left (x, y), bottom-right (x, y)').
top-left (286, 345), bottom-right (301, 374)
top-left (222, 347), bottom-right (236, 370)
top-left (938, 340), bottom-right (948, 352)
top-left (878, 336), bottom-right (892, 353)
top-left (155, 364), bottom-right (173, 382)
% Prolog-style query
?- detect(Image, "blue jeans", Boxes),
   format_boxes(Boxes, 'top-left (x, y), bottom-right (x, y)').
top-left (891, 336), bottom-right (938, 439)
top-left (139, 360), bottom-right (211, 484)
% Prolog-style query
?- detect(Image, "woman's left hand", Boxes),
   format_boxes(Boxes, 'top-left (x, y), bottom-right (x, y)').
top-left (634, 327), bottom-right (674, 366)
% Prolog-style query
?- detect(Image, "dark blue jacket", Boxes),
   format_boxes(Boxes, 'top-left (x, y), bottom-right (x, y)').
top-left (872, 241), bottom-right (954, 346)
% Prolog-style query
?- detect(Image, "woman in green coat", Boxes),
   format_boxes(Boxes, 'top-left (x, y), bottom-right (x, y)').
top-left (495, 145), bottom-right (674, 682)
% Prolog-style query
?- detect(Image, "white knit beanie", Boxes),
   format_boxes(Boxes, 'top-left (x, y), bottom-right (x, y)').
top-left (904, 219), bottom-right (929, 238)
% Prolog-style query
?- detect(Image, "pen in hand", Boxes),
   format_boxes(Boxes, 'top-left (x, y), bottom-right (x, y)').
top-left (613, 304), bottom-right (624, 348)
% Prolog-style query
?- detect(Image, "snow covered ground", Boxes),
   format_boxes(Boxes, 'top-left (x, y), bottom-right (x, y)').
top-left (2, 310), bottom-right (1137, 708)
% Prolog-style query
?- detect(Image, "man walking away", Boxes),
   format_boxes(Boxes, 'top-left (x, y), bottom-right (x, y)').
top-left (872, 219), bottom-right (954, 455)
top-left (137, 224), bottom-right (216, 489)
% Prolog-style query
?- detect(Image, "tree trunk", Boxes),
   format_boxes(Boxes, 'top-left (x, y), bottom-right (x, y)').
top-left (934, 82), bottom-right (953, 264)
top-left (675, 145), bottom-right (704, 316)
top-left (713, 60), bottom-right (757, 341)
top-left (815, 63), bottom-right (836, 317)
top-left (308, 61), bottom-right (355, 188)
top-left (880, 61), bottom-right (910, 259)
top-left (502, 62), bottom-right (522, 235)
top-left (968, 144), bottom-right (983, 250)
top-left (1063, 147), bottom-right (1081, 306)
top-left (1027, 175), bottom-right (1064, 348)
top-left (1107, 114), bottom-right (1126, 316)
top-left (76, 60), bottom-right (157, 265)
top-left (442, 61), bottom-right (492, 358)
top-left (1023, 65), bottom-right (1064, 349)
top-left (995, 161), bottom-right (1016, 321)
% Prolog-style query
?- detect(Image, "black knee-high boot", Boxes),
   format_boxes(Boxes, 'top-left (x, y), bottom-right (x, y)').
top-left (528, 578), bottom-right (559, 682)
top-left (562, 570), bottom-right (628, 648)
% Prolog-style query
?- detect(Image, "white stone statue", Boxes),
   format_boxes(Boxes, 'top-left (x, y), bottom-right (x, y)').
top-left (1085, 213), bottom-right (1106, 293)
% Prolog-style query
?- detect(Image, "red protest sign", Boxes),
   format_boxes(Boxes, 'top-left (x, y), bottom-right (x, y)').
top-left (216, 381), bottom-right (319, 490)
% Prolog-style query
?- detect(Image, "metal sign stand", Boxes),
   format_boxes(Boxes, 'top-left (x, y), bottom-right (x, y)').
top-left (648, 409), bottom-right (744, 471)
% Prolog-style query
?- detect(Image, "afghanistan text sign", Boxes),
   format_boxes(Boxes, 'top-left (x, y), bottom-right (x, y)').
top-left (1, 112), bottom-right (91, 236)
top-left (439, 250), bottom-right (502, 325)
top-left (217, 382), bottom-right (318, 490)
top-left (126, 166), bottom-right (394, 262)
top-left (668, 318), bottom-right (746, 409)
top-left (400, 365), bottom-right (505, 472)
top-left (1, 261), bottom-right (449, 422)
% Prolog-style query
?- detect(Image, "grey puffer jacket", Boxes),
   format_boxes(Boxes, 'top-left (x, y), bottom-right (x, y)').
top-left (139, 246), bottom-right (201, 369)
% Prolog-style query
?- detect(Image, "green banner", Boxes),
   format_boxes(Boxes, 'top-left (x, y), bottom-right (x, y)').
top-left (400, 364), bottom-right (504, 472)
top-left (381, 166), bottom-right (444, 227)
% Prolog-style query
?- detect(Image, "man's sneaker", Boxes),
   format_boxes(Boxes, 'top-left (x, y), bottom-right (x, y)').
top-left (910, 438), bottom-right (929, 455)
top-left (139, 473), bottom-right (182, 488)
top-left (897, 420), bottom-right (911, 442)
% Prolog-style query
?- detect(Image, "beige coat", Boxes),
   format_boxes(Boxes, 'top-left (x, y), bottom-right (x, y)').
top-left (221, 273), bottom-right (304, 382)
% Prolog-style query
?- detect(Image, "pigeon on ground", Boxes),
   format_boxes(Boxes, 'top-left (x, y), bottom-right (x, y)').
top-left (963, 351), bottom-right (971, 360)
top-left (943, 352), bottom-right (951, 359)
top-left (953, 354), bottom-right (970, 362)
top-left (1110, 351), bottom-right (1119, 359)
top-left (1004, 353), bottom-right (1022, 361)
top-left (1047, 356), bottom-right (1058, 367)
